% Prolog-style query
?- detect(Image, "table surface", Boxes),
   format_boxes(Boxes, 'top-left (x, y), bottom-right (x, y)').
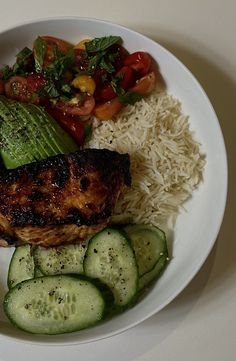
top-left (0, 1), bottom-right (235, 360)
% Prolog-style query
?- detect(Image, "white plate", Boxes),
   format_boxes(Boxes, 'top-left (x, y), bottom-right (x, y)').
top-left (0, 17), bottom-right (227, 345)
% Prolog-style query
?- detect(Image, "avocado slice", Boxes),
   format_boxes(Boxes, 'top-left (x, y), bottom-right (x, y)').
top-left (0, 95), bottom-right (79, 169)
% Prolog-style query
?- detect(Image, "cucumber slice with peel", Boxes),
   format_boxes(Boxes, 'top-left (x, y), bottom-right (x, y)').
top-left (4, 275), bottom-right (105, 334)
top-left (7, 245), bottom-right (35, 289)
top-left (33, 243), bottom-right (87, 276)
top-left (139, 254), bottom-right (168, 290)
top-left (84, 227), bottom-right (138, 307)
top-left (124, 224), bottom-right (168, 277)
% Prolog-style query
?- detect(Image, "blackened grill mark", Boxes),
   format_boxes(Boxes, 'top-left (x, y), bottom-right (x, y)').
top-left (27, 191), bottom-right (43, 202)
top-left (80, 177), bottom-right (90, 191)
top-left (51, 157), bottom-right (70, 188)
top-left (11, 209), bottom-right (45, 227)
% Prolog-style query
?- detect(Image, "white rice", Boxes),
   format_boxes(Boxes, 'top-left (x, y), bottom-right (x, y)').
top-left (86, 88), bottom-right (205, 229)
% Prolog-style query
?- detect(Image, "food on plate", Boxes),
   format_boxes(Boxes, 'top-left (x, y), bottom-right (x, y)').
top-left (4, 275), bottom-right (106, 334)
top-left (33, 242), bottom-right (87, 276)
top-left (0, 149), bottom-right (131, 247)
top-left (7, 245), bottom-right (35, 289)
top-left (4, 224), bottom-right (168, 333)
top-left (0, 33), bottom-right (205, 336)
top-left (0, 35), bottom-right (157, 146)
top-left (88, 90), bottom-right (205, 228)
top-left (0, 95), bottom-right (79, 169)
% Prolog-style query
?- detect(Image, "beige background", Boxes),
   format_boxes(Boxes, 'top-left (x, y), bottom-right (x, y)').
top-left (0, 0), bottom-right (235, 360)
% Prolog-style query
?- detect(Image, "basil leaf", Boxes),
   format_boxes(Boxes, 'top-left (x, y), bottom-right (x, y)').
top-left (34, 36), bottom-right (46, 73)
top-left (87, 53), bottom-right (104, 74)
top-left (37, 81), bottom-right (60, 97)
top-left (61, 83), bottom-right (72, 93)
top-left (118, 91), bottom-right (143, 105)
top-left (16, 47), bottom-right (32, 65)
top-left (85, 36), bottom-right (121, 53)
top-left (1, 65), bottom-right (13, 80)
top-left (45, 48), bottom-right (74, 80)
top-left (100, 57), bottom-right (115, 73)
top-left (108, 52), bottom-right (119, 64)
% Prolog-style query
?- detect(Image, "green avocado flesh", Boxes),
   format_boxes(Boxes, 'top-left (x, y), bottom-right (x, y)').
top-left (0, 95), bottom-right (79, 169)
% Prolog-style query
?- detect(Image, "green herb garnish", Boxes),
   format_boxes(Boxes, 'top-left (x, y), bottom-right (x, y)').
top-left (118, 90), bottom-right (143, 105)
top-left (61, 83), bottom-right (72, 93)
top-left (1, 65), bottom-right (13, 80)
top-left (85, 36), bottom-right (121, 53)
top-left (34, 36), bottom-right (47, 73)
top-left (16, 47), bottom-right (32, 66)
top-left (37, 81), bottom-right (60, 97)
top-left (87, 53), bottom-right (104, 74)
top-left (100, 57), bottom-right (115, 73)
top-left (110, 77), bottom-right (143, 105)
top-left (45, 48), bottom-right (74, 80)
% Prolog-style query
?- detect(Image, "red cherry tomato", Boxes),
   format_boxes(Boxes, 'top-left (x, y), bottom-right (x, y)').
top-left (54, 95), bottom-right (95, 117)
top-left (33, 36), bottom-right (72, 68)
top-left (27, 73), bottom-right (47, 92)
top-left (99, 84), bottom-right (116, 101)
top-left (99, 66), bottom-right (135, 102)
top-left (4, 76), bottom-right (39, 103)
top-left (131, 72), bottom-right (156, 94)
top-left (93, 68), bottom-right (107, 86)
top-left (124, 51), bottom-right (152, 76)
top-left (47, 107), bottom-right (85, 146)
top-left (0, 80), bottom-right (5, 94)
top-left (116, 66), bottom-right (135, 89)
top-left (94, 97), bottom-right (123, 120)
top-left (110, 44), bottom-right (129, 71)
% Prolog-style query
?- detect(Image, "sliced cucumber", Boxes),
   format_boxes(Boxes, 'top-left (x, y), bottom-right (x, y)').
top-left (4, 275), bottom-right (105, 334)
top-left (123, 224), bottom-right (168, 277)
top-left (33, 243), bottom-right (87, 276)
top-left (34, 267), bottom-right (44, 278)
top-left (84, 227), bottom-right (138, 307)
top-left (7, 245), bottom-right (35, 289)
top-left (139, 254), bottom-right (168, 290)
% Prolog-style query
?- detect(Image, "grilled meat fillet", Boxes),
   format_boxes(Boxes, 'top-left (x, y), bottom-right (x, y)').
top-left (0, 149), bottom-right (131, 246)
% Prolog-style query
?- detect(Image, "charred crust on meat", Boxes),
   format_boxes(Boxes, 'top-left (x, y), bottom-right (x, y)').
top-left (79, 177), bottom-right (90, 191)
top-left (0, 231), bottom-right (17, 245)
top-left (27, 190), bottom-right (43, 202)
top-left (0, 149), bottom-right (131, 229)
top-left (10, 208), bottom-right (46, 227)
top-left (51, 157), bottom-right (70, 188)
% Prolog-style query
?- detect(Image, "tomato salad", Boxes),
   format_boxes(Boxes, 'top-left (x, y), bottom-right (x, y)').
top-left (0, 35), bottom-right (157, 146)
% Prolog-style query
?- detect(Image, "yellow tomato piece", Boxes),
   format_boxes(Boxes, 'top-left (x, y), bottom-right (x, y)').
top-left (74, 38), bottom-right (91, 50)
top-left (72, 75), bottom-right (96, 95)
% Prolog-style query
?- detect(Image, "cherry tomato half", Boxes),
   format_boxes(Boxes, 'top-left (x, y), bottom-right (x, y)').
top-left (124, 51), bottom-right (152, 76)
top-left (54, 94), bottom-right (95, 117)
top-left (131, 72), bottom-right (156, 94)
top-left (33, 36), bottom-right (72, 68)
top-left (27, 73), bottom-right (47, 92)
top-left (99, 66), bottom-right (135, 102)
top-left (4, 76), bottom-right (38, 103)
top-left (47, 107), bottom-right (85, 146)
top-left (93, 97), bottom-right (123, 120)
